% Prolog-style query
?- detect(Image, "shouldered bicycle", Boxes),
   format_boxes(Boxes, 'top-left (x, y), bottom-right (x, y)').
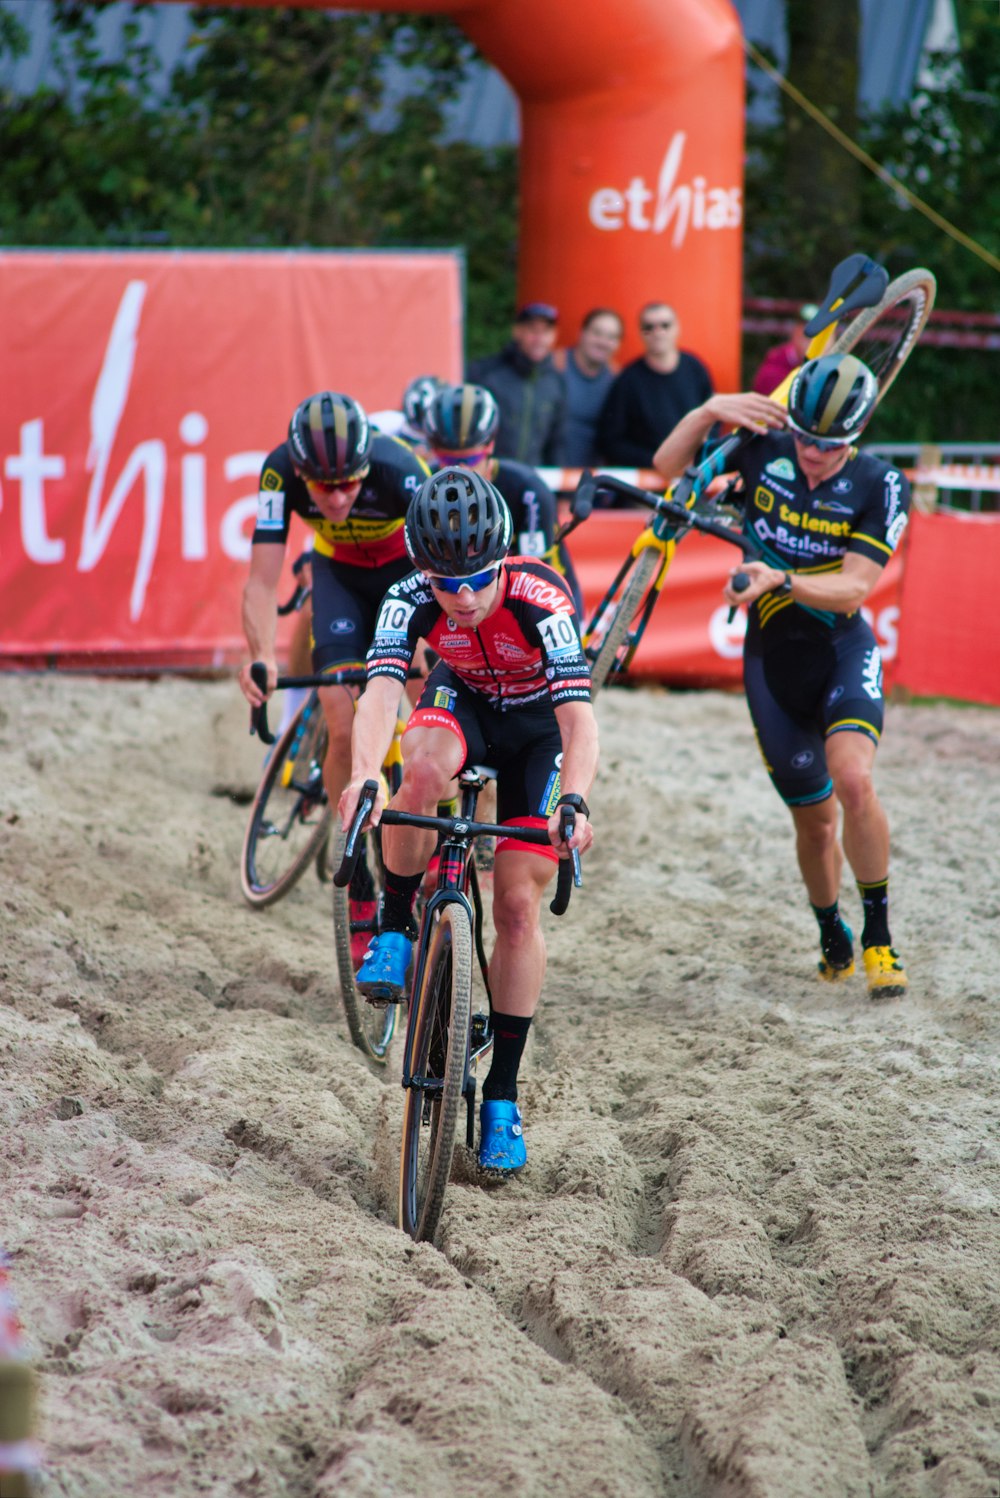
top-left (562, 252), bottom-right (936, 692)
top-left (334, 775), bottom-right (582, 1243)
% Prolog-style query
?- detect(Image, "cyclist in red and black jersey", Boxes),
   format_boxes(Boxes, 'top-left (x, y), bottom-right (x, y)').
top-left (423, 381), bottom-right (584, 614)
top-left (654, 353), bottom-right (909, 1000)
top-left (238, 391), bottom-right (429, 813)
top-left (339, 468), bottom-right (598, 1173)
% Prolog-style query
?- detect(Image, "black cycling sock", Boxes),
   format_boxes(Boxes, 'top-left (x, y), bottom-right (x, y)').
top-left (380, 869), bottom-right (423, 934)
top-left (857, 877), bottom-right (892, 948)
top-left (812, 900), bottom-right (853, 966)
top-left (482, 1012), bottom-right (532, 1102)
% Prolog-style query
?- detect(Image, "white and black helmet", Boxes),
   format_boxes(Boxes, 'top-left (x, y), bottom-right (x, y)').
top-left (405, 467), bottom-right (512, 577)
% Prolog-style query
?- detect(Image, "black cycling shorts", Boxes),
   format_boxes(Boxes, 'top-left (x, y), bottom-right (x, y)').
top-left (406, 663), bottom-right (563, 862)
top-left (744, 620), bottom-right (885, 806)
top-left (309, 553), bottom-right (413, 673)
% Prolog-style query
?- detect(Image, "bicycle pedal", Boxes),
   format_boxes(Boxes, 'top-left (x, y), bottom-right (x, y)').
top-left (470, 1012), bottom-right (490, 1047)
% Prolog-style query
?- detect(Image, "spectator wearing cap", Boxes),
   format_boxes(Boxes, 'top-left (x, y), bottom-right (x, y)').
top-left (554, 307), bottom-right (625, 467)
top-left (598, 302), bottom-right (714, 470)
top-left (751, 303), bottom-right (819, 396)
top-left (466, 302), bottom-right (568, 466)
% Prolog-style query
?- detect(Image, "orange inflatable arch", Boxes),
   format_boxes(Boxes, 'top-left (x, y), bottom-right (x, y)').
top-left (185, 0), bottom-right (746, 384)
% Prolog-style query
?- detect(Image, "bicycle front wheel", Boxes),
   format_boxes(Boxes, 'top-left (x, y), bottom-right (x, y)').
top-left (399, 904), bottom-right (473, 1242)
top-left (829, 267), bottom-right (936, 407)
top-left (240, 694), bottom-right (331, 908)
top-left (586, 545), bottom-right (664, 696)
top-left (331, 824), bottom-right (398, 1064)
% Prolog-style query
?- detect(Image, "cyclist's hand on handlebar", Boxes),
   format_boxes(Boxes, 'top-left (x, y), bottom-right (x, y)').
top-left (547, 807), bottom-right (592, 857)
top-left (239, 658), bottom-right (278, 708)
top-left (723, 561), bottom-right (787, 607)
top-left (705, 393), bottom-right (788, 433)
top-left (338, 775), bottom-right (386, 833)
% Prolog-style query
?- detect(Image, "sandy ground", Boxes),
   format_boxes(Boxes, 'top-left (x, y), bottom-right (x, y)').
top-left (1, 672), bottom-right (998, 1498)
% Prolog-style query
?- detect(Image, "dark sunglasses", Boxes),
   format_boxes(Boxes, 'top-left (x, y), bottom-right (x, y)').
top-left (641, 318), bottom-right (675, 332)
top-left (432, 449), bottom-right (492, 467)
top-left (427, 565), bottom-right (500, 595)
top-left (788, 421), bottom-right (851, 454)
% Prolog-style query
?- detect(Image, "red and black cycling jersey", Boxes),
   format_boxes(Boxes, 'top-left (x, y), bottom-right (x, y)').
top-left (726, 433), bottom-right (910, 648)
top-left (251, 432), bottom-right (428, 567)
top-left (366, 558), bottom-right (591, 711)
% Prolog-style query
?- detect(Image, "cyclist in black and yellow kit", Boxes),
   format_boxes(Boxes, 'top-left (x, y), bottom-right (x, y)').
top-left (238, 390), bottom-right (429, 814)
top-left (339, 468), bottom-right (598, 1172)
top-left (423, 382), bottom-right (584, 614)
top-left (653, 353), bottom-right (909, 1000)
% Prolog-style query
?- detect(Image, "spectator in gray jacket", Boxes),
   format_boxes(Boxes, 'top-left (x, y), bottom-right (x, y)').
top-left (467, 302), bottom-right (568, 466)
top-left (555, 307), bottom-right (624, 466)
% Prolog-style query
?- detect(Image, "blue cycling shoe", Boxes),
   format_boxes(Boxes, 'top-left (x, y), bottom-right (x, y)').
top-left (355, 931), bottom-right (412, 1001)
top-left (478, 1099), bottom-right (527, 1173)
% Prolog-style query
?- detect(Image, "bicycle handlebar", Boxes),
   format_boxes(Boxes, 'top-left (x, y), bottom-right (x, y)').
top-left (248, 662), bottom-right (367, 744)
top-left (333, 780), bottom-right (582, 916)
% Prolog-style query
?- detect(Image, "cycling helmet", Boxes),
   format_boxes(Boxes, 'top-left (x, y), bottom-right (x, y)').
top-left (405, 467), bottom-right (513, 577)
top-left (424, 383), bottom-right (500, 452)
top-left (402, 374), bottom-right (440, 430)
top-left (788, 353), bottom-right (878, 441)
top-left (287, 391), bottom-right (372, 482)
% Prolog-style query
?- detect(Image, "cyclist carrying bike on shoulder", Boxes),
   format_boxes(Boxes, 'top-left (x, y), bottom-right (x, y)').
top-left (653, 352), bottom-right (909, 1000)
top-left (339, 467), bottom-right (598, 1173)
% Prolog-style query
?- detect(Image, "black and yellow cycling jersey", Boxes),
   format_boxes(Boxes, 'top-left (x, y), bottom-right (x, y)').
top-left (252, 432), bottom-right (429, 568)
top-left (728, 433), bottom-right (910, 653)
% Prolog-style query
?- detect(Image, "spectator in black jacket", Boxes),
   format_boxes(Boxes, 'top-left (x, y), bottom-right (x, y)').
top-left (467, 302), bottom-right (568, 466)
top-left (598, 302), bottom-right (714, 472)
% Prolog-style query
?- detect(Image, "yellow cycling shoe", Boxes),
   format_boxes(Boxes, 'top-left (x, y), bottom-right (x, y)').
top-left (863, 945), bottom-right (908, 1000)
top-left (817, 919), bottom-right (854, 982)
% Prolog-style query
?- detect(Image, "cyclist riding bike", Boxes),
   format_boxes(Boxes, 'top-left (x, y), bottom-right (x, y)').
top-left (423, 381), bottom-right (584, 614)
top-left (238, 391), bottom-right (430, 937)
top-left (653, 353), bottom-right (910, 1000)
top-left (338, 468), bottom-right (598, 1172)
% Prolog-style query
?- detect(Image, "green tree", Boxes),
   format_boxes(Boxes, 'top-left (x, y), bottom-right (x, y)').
top-left (743, 0), bottom-right (1000, 441)
top-left (0, 1), bottom-right (517, 357)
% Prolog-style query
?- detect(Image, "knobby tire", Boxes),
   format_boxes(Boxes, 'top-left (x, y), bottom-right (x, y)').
top-left (829, 267), bottom-right (936, 407)
top-left (586, 546), bottom-right (663, 696)
top-left (332, 824), bottom-right (397, 1064)
top-left (398, 904), bottom-right (473, 1242)
top-left (240, 694), bottom-right (331, 908)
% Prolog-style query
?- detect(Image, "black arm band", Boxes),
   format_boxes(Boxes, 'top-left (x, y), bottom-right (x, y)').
top-left (556, 793), bottom-right (590, 818)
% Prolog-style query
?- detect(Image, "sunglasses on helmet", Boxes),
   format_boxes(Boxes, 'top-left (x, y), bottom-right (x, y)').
top-left (427, 565), bottom-right (500, 595)
top-left (787, 419), bottom-right (852, 454)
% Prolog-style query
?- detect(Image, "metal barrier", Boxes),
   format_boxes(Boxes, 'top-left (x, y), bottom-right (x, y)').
top-left (539, 447), bottom-right (1000, 515)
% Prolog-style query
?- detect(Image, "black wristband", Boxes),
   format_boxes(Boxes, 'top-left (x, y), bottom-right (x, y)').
top-left (774, 571), bottom-right (794, 596)
top-left (556, 793), bottom-right (590, 818)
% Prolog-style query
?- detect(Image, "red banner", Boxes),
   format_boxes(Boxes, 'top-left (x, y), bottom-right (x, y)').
top-left (570, 512), bottom-right (905, 687)
top-left (0, 250), bottom-right (461, 663)
top-left (895, 509), bottom-right (999, 704)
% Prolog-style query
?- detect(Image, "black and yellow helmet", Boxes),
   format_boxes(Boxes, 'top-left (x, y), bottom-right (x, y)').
top-left (788, 354), bottom-right (878, 442)
top-left (287, 391), bottom-right (372, 482)
top-left (424, 382), bottom-right (500, 452)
